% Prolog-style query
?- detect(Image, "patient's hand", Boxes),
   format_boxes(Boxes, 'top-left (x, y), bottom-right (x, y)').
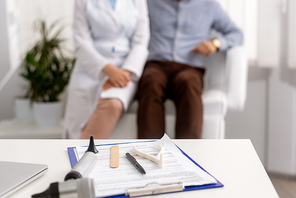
top-left (103, 64), bottom-right (131, 88)
top-left (191, 41), bottom-right (217, 56)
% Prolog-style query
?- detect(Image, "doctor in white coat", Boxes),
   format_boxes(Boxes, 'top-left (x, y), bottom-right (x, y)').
top-left (63, 0), bottom-right (150, 139)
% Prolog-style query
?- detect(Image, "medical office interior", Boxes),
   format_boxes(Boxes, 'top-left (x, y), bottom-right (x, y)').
top-left (0, 0), bottom-right (296, 197)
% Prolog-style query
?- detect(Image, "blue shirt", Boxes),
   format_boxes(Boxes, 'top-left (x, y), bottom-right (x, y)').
top-left (147, 0), bottom-right (243, 67)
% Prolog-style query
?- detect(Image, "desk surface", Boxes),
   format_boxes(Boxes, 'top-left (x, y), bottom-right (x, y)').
top-left (0, 139), bottom-right (278, 198)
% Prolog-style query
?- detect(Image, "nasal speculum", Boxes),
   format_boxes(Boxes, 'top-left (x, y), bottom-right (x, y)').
top-left (133, 144), bottom-right (164, 168)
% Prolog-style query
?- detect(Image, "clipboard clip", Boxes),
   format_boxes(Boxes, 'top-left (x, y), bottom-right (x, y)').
top-left (126, 182), bottom-right (184, 197)
top-left (133, 143), bottom-right (164, 168)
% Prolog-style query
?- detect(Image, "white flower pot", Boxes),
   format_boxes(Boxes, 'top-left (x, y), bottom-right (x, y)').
top-left (33, 101), bottom-right (63, 127)
top-left (14, 98), bottom-right (34, 122)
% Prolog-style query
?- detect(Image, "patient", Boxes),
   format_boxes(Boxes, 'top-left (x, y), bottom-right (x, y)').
top-left (63, 0), bottom-right (149, 139)
top-left (137, 0), bottom-right (243, 139)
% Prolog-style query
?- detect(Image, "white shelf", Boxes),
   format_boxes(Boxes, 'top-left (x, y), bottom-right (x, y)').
top-left (0, 119), bottom-right (63, 139)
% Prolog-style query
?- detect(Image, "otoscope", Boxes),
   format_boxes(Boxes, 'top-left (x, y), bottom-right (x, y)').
top-left (32, 136), bottom-right (98, 198)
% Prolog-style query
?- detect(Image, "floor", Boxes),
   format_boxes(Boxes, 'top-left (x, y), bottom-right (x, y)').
top-left (269, 174), bottom-right (296, 198)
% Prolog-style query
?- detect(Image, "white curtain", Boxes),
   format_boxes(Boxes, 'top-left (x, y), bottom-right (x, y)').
top-left (217, 0), bottom-right (283, 67)
top-left (288, 0), bottom-right (296, 69)
top-left (257, 0), bottom-right (282, 68)
top-left (217, 0), bottom-right (259, 66)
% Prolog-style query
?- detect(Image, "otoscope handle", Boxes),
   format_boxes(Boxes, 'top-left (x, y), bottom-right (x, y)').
top-left (65, 151), bottom-right (98, 181)
top-left (65, 136), bottom-right (98, 181)
top-left (32, 136), bottom-right (98, 198)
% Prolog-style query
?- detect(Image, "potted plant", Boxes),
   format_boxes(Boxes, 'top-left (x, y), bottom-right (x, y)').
top-left (20, 19), bottom-right (75, 127)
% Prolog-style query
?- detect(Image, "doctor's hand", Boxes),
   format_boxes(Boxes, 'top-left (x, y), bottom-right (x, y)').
top-left (103, 64), bottom-right (131, 88)
top-left (191, 41), bottom-right (217, 56)
top-left (102, 80), bottom-right (113, 90)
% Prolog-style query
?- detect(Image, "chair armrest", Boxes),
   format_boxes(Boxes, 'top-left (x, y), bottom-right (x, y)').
top-left (226, 46), bottom-right (248, 111)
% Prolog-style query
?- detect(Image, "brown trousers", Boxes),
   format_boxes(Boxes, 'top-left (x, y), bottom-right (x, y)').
top-left (137, 60), bottom-right (205, 139)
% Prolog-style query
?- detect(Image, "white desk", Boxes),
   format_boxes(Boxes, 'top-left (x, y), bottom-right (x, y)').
top-left (0, 139), bottom-right (278, 198)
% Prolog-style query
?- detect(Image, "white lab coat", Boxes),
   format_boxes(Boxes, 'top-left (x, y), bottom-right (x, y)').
top-left (63, 0), bottom-right (149, 139)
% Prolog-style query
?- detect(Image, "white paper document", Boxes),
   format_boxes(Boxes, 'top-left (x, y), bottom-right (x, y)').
top-left (74, 134), bottom-right (217, 197)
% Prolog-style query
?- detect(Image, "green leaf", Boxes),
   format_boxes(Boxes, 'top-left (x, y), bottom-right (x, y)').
top-left (20, 19), bottom-right (76, 102)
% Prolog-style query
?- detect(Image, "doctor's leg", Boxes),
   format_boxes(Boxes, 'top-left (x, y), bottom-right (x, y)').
top-left (80, 98), bottom-right (123, 139)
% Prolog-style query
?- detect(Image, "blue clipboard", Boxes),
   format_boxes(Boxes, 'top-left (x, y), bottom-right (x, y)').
top-left (67, 140), bottom-right (223, 197)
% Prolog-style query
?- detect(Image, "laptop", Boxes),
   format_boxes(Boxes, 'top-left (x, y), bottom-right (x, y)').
top-left (0, 161), bottom-right (48, 198)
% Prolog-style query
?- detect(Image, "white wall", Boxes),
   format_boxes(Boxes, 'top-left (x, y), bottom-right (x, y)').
top-left (0, 0), bottom-right (26, 120)
top-left (265, 13), bottom-right (296, 176)
top-left (16, 0), bottom-right (74, 57)
top-left (226, 11), bottom-right (296, 176)
top-left (0, 69), bottom-right (27, 120)
top-left (267, 67), bottom-right (296, 175)
top-left (0, 0), bottom-right (10, 84)
top-left (225, 68), bottom-right (269, 164)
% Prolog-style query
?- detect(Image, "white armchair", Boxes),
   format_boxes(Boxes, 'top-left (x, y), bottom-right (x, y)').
top-left (201, 46), bottom-right (248, 138)
top-left (110, 46), bottom-right (248, 139)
